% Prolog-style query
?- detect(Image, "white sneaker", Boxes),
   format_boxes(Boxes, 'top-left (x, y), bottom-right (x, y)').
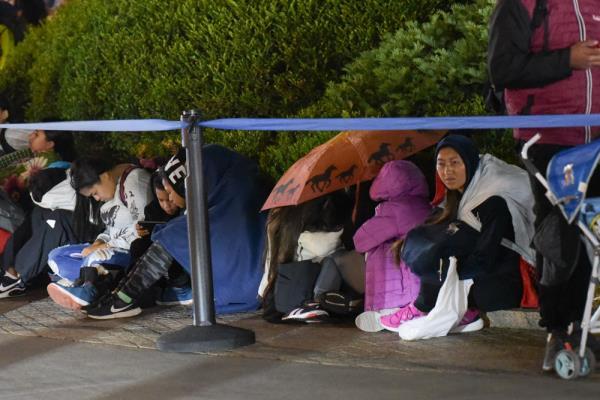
top-left (355, 311), bottom-right (383, 332)
top-left (355, 308), bottom-right (400, 332)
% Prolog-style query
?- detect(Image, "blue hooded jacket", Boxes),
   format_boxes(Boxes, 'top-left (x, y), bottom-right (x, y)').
top-left (153, 144), bottom-right (270, 314)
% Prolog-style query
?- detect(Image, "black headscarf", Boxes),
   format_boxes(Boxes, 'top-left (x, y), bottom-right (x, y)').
top-left (435, 134), bottom-right (480, 189)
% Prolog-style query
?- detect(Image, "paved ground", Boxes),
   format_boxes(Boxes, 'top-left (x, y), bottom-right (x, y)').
top-left (0, 289), bottom-right (598, 399)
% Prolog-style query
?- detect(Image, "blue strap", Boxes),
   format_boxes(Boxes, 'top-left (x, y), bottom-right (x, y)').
top-left (47, 160), bottom-right (71, 169)
top-left (0, 114), bottom-right (600, 132)
top-left (197, 114), bottom-right (600, 131)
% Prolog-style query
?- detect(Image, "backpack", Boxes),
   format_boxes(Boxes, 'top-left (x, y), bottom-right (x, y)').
top-left (119, 165), bottom-right (139, 207)
top-left (486, 0), bottom-right (548, 114)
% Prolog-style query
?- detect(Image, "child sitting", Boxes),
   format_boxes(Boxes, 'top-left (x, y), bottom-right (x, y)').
top-left (353, 160), bottom-right (431, 332)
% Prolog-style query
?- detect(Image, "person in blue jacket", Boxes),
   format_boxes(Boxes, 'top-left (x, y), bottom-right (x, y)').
top-left (85, 144), bottom-right (271, 319)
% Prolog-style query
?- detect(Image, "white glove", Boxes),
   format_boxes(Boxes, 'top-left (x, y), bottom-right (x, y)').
top-left (84, 247), bottom-right (115, 266)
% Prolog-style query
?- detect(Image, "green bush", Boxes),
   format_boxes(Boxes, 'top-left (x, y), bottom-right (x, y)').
top-left (0, 0), bottom-right (467, 162)
top-left (257, 0), bottom-right (506, 178)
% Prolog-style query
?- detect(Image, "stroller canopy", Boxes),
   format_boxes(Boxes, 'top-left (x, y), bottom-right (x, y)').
top-left (547, 139), bottom-right (600, 223)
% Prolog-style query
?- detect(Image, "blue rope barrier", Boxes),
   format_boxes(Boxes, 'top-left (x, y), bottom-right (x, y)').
top-left (1, 113), bottom-right (600, 132)
top-left (0, 119), bottom-right (187, 131)
top-left (198, 114), bottom-right (600, 131)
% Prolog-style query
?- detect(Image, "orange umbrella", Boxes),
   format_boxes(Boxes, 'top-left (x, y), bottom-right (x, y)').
top-left (262, 130), bottom-right (445, 210)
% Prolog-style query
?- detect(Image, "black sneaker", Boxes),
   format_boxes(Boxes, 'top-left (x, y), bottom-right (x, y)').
top-left (0, 273), bottom-right (26, 298)
top-left (318, 291), bottom-right (364, 316)
top-left (542, 330), bottom-right (569, 372)
top-left (86, 294), bottom-right (141, 320)
top-left (282, 303), bottom-right (329, 323)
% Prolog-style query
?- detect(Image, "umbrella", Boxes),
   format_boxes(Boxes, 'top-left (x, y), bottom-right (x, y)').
top-left (262, 130), bottom-right (445, 210)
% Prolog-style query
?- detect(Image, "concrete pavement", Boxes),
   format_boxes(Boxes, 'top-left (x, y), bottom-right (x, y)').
top-left (0, 290), bottom-right (597, 399)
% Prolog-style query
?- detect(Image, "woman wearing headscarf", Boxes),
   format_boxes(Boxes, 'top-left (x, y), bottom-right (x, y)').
top-left (380, 134), bottom-right (535, 333)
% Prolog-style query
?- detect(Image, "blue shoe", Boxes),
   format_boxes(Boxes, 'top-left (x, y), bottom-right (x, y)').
top-left (156, 285), bottom-right (193, 306)
top-left (47, 282), bottom-right (97, 311)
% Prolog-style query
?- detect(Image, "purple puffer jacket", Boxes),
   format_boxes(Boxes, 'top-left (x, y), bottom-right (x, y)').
top-left (353, 160), bottom-right (431, 311)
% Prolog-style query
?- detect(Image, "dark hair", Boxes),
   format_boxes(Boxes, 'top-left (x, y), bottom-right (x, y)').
top-left (0, 96), bottom-right (9, 113)
top-left (28, 167), bottom-right (66, 202)
top-left (70, 157), bottom-right (113, 192)
top-left (44, 130), bottom-right (77, 162)
top-left (70, 157), bottom-right (113, 241)
top-left (152, 169), bottom-right (166, 192)
top-left (262, 190), bottom-right (351, 297)
top-left (14, 0), bottom-right (47, 26)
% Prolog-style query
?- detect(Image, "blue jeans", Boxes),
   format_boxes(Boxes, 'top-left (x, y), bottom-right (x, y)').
top-left (47, 243), bottom-right (131, 282)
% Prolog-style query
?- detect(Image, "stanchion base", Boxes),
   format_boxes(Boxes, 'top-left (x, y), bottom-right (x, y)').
top-left (157, 324), bottom-right (255, 353)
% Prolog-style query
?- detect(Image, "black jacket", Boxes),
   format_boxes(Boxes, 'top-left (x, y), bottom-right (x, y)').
top-left (487, 0), bottom-right (571, 91)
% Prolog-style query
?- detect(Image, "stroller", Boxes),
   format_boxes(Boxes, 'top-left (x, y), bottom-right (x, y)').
top-left (522, 134), bottom-right (600, 380)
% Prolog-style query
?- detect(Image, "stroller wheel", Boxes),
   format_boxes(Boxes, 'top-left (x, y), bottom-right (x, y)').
top-left (555, 349), bottom-right (580, 380)
top-left (575, 347), bottom-right (596, 378)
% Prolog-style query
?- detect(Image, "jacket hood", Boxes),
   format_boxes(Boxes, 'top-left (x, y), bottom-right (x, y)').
top-left (369, 160), bottom-right (428, 201)
top-left (31, 176), bottom-right (76, 211)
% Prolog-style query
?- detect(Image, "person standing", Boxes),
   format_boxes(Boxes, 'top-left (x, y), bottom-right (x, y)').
top-left (488, 0), bottom-right (600, 371)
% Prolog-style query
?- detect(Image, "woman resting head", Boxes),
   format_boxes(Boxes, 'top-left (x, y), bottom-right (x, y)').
top-left (135, 169), bottom-right (181, 238)
top-left (260, 190), bottom-right (351, 301)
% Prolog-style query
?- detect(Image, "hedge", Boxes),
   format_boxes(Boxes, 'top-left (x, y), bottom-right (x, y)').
top-left (0, 0), bottom-right (468, 163)
top-left (260, 0), bottom-right (512, 179)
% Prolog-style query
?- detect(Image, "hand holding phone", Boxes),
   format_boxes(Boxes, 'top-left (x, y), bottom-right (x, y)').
top-left (137, 220), bottom-right (166, 231)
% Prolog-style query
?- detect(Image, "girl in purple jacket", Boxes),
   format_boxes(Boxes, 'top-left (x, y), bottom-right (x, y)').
top-left (353, 160), bottom-right (431, 332)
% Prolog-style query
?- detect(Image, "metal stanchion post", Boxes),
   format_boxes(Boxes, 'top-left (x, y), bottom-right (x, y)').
top-left (157, 110), bottom-right (256, 352)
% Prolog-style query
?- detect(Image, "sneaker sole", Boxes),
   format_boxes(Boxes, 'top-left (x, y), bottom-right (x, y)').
top-left (87, 307), bottom-right (142, 320)
top-left (0, 287), bottom-right (26, 298)
top-left (47, 283), bottom-right (88, 311)
top-left (450, 318), bottom-right (485, 334)
top-left (355, 311), bottom-right (384, 332)
top-left (155, 299), bottom-right (193, 306)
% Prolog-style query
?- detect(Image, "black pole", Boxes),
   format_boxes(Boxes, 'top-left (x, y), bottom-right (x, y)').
top-left (182, 110), bottom-right (215, 326)
top-left (157, 110), bottom-right (255, 352)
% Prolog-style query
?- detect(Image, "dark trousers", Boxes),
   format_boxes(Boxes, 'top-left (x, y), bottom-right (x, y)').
top-left (118, 241), bottom-right (188, 300)
top-left (1, 211), bottom-right (32, 271)
top-left (522, 143), bottom-right (595, 332)
top-left (414, 271), bottom-right (522, 313)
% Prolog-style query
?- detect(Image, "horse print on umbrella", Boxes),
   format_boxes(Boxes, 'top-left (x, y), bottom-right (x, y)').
top-left (306, 165), bottom-right (337, 193)
top-left (368, 143), bottom-right (395, 166)
top-left (272, 178), bottom-right (295, 199)
top-left (286, 184), bottom-right (301, 198)
top-left (396, 137), bottom-right (415, 153)
top-left (336, 164), bottom-right (357, 184)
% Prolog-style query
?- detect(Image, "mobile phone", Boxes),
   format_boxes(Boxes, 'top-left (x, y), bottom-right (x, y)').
top-left (138, 220), bottom-right (166, 230)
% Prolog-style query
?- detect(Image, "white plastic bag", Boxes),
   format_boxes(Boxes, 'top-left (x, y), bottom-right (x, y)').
top-left (398, 256), bottom-right (473, 340)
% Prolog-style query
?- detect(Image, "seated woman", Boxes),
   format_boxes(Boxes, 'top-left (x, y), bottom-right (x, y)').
top-left (84, 144), bottom-right (270, 319)
top-left (380, 134), bottom-right (534, 333)
top-left (46, 157), bottom-right (152, 310)
top-left (0, 128), bottom-right (76, 297)
top-left (260, 191), bottom-right (353, 322)
top-left (353, 160), bottom-right (431, 332)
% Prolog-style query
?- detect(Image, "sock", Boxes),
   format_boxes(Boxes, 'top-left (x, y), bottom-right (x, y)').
top-left (117, 291), bottom-right (133, 304)
top-left (5, 270), bottom-right (19, 280)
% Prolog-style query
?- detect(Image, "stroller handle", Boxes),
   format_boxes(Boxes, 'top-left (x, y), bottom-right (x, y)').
top-left (520, 133), bottom-right (557, 204)
top-left (520, 133), bottom-right (541, 161)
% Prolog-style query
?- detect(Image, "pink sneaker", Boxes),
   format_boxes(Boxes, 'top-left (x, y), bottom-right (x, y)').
top-left (450, 308), bottom-right (484, 334)
top-left (379, 303), bottom-right (426, 332)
